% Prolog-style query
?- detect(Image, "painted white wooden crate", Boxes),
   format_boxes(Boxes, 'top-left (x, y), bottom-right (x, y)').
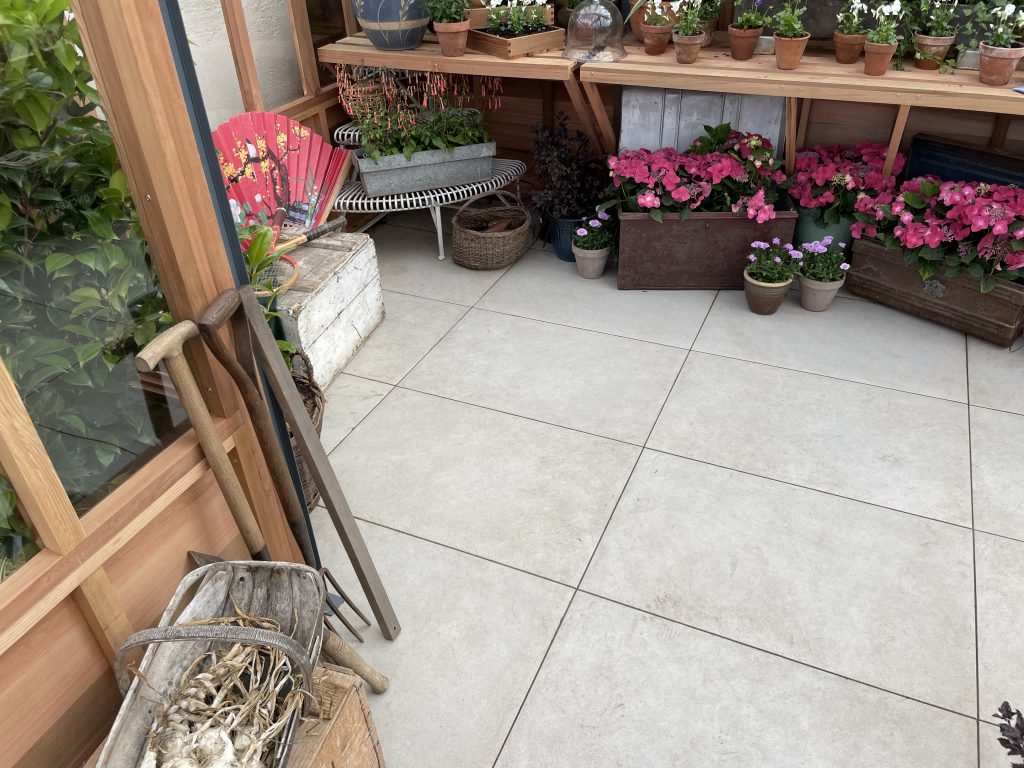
top-left (277, 232), bottom-right (384, 389)
top-left (619, 88), bottom-right (786, 152)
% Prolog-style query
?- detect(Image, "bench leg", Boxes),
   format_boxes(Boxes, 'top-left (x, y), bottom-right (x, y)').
top-left (429, 205), bottom-right (445, 260)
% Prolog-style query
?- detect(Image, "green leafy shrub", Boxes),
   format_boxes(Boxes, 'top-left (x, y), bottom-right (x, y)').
top-left (0, 0), bottom-right (175, 520)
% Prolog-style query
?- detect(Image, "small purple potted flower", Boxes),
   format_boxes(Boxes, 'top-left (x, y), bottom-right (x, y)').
top-left (571, 209), bottom-right (614, 278)
top-left (743, 236), bottom-right (800, 315)
top-left (797, 236), bottom-right (850, 311)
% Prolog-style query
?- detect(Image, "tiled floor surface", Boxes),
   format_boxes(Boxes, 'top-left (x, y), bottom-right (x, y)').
top-left (312, 211), bottom-right (1024, 767)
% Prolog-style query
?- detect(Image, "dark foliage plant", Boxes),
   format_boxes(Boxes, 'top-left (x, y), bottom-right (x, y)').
top-left (0, 0), bottom-right (174, 532)
top-left (530, 113), bottom-right (608, 220)
top-left (996, 701), bottom-right (1024, 768)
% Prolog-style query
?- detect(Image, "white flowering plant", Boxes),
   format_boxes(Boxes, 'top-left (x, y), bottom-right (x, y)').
top-left (867, 0), bottom-right (904, 44)
top-left (836, 0), bottom-right (869, 34)
top-left (486, 0), bottom-right (550, 36)
top-left (670, 0), bottom-right (708, 35)
top-left (972, 2), bottom-right (1024, 48)
top-left (907, 0), bottom-right (960, 37)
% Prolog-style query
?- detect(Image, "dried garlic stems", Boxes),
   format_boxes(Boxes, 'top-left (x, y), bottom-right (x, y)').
top-left (141, 612), bottom-right (309, 768)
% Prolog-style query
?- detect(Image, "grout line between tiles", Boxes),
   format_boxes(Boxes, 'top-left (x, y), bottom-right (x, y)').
top-left (966, 338), bottom-right (982, 768)
top-left (379, 287), bottom-right (473, 310)
top-left (577, 589), bottom-right (983, 724)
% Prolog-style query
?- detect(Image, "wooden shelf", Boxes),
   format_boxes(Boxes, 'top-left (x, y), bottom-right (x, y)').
top-left (580, 41), bottom-right (1024, 174)
top-left (581, 42), bottom-right (1024, 114)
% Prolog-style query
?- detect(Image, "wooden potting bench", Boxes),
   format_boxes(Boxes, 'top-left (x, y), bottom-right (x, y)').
top-left (580, 41), bottom-right (1024, 173)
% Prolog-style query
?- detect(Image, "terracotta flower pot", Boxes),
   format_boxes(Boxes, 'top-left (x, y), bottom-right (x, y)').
top-left (571, 244), bottom-right (610, 278)
top-left (798, 274), bottom-right (846, 312)
top-left (728, 24), bottom-right (762, 61)
top-left (701, 17), bottom-right (718, 48)
top-left (863, 40), bottom-right (898, 76)
top-left (434, 18), bottom-right (470, 57)
top-left (743, 269), bottom-right (792, 315)
top-left (673, 31), bottom-right (704, 63)
top-left (640, 22), bottom-right (672, 55)
top-left (979, 42), bottom-right (1024, 87)
top-left (913, 33), bottom-right (955, 70)
top-left (628, 0), bottom-right (673, 38)
top-left (774, 33), bottom-right (810, 70)
top-left (833, 31), bottom-right (866, 64)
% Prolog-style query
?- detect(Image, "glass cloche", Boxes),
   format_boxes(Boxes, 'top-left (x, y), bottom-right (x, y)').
top-left (563, 0), bottom-right (626, 62)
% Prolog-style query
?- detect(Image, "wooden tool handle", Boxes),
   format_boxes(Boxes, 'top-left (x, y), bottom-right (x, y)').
top-left (321, 629), bottom-right (390, 694)
top-left (135, 320), bottom-right (199, 372)
top-left (201, 289), bottom-right (243, 331)
top-left (136, 321), bottom-right (271, 561)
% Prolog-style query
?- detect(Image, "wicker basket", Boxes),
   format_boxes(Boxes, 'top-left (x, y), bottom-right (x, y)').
top-left (452, 190), bottom-right (532, 270)
top-left (289, 350), bottom-right (325, 512)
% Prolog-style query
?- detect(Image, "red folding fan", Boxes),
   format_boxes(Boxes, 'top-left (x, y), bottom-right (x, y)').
top-left (212, 112), bottom-right (352, 242)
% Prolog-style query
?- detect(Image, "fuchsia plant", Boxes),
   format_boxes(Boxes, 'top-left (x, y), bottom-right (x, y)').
top-left (784, 143), bottom-right (904, 226)
top-left (603, 123), bottom-right (786, 223)
top-left (852, 176), bottom-right (1024, 292)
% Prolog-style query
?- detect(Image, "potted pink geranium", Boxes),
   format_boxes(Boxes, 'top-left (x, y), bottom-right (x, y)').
top-left (604, 122), bottom-right (797, 290)
top-left (849, 176), bottom-right (1024, 345)
top-left (783, 142), bottom-right (905, 251)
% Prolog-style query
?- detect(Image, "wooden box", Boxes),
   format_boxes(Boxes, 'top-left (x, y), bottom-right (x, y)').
top-left (616, 206), bottom-right (798, 290)
top-left (847, 238), bottom-right (1024, 347)
top-left (290, 664), bottom-right (386, 768)
top-left (467, 5), bottom-right (553, 28)
top-left (466, 26), bottom-right (565, 58)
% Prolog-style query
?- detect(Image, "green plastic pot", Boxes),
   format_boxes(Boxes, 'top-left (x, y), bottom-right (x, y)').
top-left (793, 205), bottom-right (855, 252)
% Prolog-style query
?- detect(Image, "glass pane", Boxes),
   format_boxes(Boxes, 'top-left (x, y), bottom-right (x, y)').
top-left (0, 4), bottom-right (188, 515)
top-left (306, 0), bottom-right (347, 85)
top-left (0, 474), bottom-right (39, 582)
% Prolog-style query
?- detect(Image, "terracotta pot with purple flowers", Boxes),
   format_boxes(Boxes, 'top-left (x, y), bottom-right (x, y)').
top-left (797, 236), bottom-right (850, 311)
top-left (743, 238), bottom-right (799, 315)
top-left (571, 210), bottom-right (614, 278)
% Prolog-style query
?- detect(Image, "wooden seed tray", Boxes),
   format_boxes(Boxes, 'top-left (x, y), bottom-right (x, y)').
top-left (466, 26), bottom-right (565, 59)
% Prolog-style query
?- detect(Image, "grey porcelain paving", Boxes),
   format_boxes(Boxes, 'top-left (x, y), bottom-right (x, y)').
top-left (329, 388), bottom-right (640, 584)
top-left (976, 532), bottom-right (1024, 723)
top-left (694, 291), bottom-right (968, 402)
top-left (310, 517), bottom-right (571, 768)
top-left (476, 248), bottom-right (717, 348)
top-left (648, 352), bottom-right (973, 526)
top-left (583, 451), bottom-right (977, 714)
top-left (495, 593), bottom-right (978, 768)
top-left (382, 207), bottom-right (454, 234)
top-left (971, 406), bottom-right (1024, 541)
top-left (319, 373), bottom-right (392, 452)
top-left (343, 290), bottom-right (467, 384)
top-left (982, 721), bottom-right (1012, 767)
top-left (369, 224), bottom-right (508, 305)
top-left (402, 309), bottom-right (686, 444)
top-left (968, 337), bottom-right (1024, 415)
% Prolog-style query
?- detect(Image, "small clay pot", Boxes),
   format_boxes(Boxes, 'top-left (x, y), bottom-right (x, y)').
top-left (701, 17), bottom-right (718, 48)
top-left (673, 31), bottom-right (704, 63)
top-left (728, 24), bottom-right (762, 61)
top-left (798, 275), bottom-right (846, 312)
top-left (743, 269), bottom-right (792, 315)
top-left (979, 42), bottom-right (1024, 87)
top-left (864, 40), bottom-right (898, 76)
top-left (913, 33), bottom-right (955, 70)
top-left (833, 31), bottom-right (866, 64)
top-left (434, 18), bottom-right (471, 57)
top-left (640, 22), bottom-right (672, 55)
top-left (571, 244), bottom-right (610, 278)
top-left (628, 0), bottom-right (673, 38)
top-left (774, 33), bottom-right (810, 70)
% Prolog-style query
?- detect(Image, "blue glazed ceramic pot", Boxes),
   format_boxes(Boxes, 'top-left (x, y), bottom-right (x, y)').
top-left (353, 0), bottom-right (430, 50)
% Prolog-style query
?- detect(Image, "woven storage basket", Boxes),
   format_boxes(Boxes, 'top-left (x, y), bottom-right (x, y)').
top-left (289, 350), bottom-right (325, 512)
top-left (452, 190), bottom-right (531, 270)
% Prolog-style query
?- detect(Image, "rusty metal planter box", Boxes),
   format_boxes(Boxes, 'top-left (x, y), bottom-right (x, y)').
top-left (616, 206), bottom-right (798, 290)
top-left (847, 238), bottom-right (1024, 347)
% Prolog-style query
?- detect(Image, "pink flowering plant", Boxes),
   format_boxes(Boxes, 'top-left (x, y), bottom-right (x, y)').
top-left (745, 237), bottom-right (802, 283)
top-left (572, 209), bottom-right (615, 250)
top-left (784, 143), bottom-right (904, 227)
top-left (603, 122), bottom-right (786, 224)
top-left (852, 176), bottom-right (1024, 292)
top-left (798, 236), bottom-right (851, 282)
